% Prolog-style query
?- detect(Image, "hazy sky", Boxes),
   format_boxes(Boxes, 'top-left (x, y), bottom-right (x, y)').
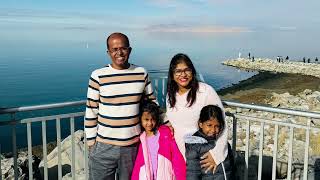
top-left (1, 0), bottom-right (320, 62)
top-left (1, 0), bottom-right (320, 34)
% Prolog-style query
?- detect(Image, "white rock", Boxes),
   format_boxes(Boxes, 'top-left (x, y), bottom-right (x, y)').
top-left (39, 130), bottom-right (86, 178)
top-left (62, 169), bottom-right (86, 180)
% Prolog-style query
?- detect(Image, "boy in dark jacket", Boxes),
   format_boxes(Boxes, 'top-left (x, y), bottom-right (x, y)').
top-left (185, 105), bottom-right (233, 180)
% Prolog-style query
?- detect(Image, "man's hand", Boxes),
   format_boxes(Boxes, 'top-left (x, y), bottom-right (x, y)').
top-left (200, 152), bottom-right (217, 173)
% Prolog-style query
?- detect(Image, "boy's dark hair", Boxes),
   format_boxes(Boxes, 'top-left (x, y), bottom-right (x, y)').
top-left (198, 105), bottom-right (225, 132)
top-left (140, 100), bottom-right (161, 134)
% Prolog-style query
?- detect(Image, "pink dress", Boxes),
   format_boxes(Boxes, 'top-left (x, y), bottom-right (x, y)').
top-left (131, 125), bottom-right (186, 180)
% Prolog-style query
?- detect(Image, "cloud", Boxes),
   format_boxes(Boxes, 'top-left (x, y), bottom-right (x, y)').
top-left (146, 0), bottom-right (181, 8)
top-left (146, 0), bottom-right (215, 8)
top-left (144, 23), bottom-right (252, 33)
top-left (278, 26), bottom-right (297, 31)
top-left (146, 0), bottom-right (232, 8)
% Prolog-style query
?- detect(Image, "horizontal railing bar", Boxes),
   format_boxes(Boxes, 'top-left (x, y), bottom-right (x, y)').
top-left (2, 100), bottom-right (319, 120)
top-left (234, 114), bottom-right (320, 131)
top-left (149, 76), bottom-right (168, 79)
top-left (0, 112), bottom-right (85, 126)
top-left (224, 100), bottom-right (320, 119)
top-left (1, 100), bottom-right (319, 120)
top-left (20, 112), bottom-right (85, 124)
top-left (0, 100), bottom-right (86, 114)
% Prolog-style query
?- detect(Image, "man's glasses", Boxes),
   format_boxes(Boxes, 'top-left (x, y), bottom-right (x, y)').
top-left (108, 47), bottom-right (131, 54)
top-left (174, 68), bottom-right (192, 76)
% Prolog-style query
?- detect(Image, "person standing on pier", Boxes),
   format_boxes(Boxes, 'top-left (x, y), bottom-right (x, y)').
top-left (84, 32), bottom-right (157, 180)
top-left (315, 57), bottom-right (318, 63)
top-left (303, 57), bottom-right (306, 63)
top-left (248, 52), bottom-right (251, 59)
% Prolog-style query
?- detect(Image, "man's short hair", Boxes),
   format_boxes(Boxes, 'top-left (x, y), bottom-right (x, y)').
top-left (106, 32), bottom-right (130, 49)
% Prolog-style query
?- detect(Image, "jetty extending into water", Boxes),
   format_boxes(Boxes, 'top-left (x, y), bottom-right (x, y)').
top-left (223, 58), bottom-right (320, 78)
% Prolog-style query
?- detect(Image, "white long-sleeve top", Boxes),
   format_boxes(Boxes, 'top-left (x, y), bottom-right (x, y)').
top-left (165, 82), bottom-right (228, 165)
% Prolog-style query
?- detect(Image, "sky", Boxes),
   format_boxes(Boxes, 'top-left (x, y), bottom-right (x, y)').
top-left (0, 0), bottom-right (320, 63)
top-left (1, 0), bottom-right (320, 35)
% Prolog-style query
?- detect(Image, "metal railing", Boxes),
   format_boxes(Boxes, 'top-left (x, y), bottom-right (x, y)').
top-left (224, 101), bottom-right (320, 180)
top-left (1, 74), bottom-right (320, 180)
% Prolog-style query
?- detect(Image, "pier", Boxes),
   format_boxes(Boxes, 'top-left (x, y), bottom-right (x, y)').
top-left (223, 58), bottom-right (320, 78)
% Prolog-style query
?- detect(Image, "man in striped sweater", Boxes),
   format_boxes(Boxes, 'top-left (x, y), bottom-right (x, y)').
top-left (85, 32), bottom-right (156, 180)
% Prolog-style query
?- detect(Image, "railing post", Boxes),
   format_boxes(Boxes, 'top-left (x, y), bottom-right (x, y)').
top-left (70, 117), bottom-right (75, 180)
top-left (303, 120), bottom-right (310, 180)
top-left (244, 120), bottom-right (250, 180)
top-left (27, 123), bottom-right (33, 180)
top-left (287, 127), bottom-right (294, 180)
top-left (42, 121), bottom-right (48, 180)
top-left (226, 112), bottom-right (237, 156)
top-left (11, 113), bottom-right (18, 180)
top-left (257, 122), bottom-right (265, 180)
top-left (232, 114), bottom-right (237, 156)
top-left (56, 118), bottom-right (62, 180)
top-left (154, 79), bottom-right (159, 101)
top-left (272, 124), bottom-right (279, 180)
top-left (162, 78), bottom-right (166, 107)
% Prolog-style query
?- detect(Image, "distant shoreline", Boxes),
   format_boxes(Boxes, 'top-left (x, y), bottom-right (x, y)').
top-left (222, 58), bottom-right (320, 78)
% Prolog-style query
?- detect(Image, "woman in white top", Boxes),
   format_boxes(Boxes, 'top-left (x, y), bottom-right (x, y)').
top-left (165, 53), bottom-right (228, 173)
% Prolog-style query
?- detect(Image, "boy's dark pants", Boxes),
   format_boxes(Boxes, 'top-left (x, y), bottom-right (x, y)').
top-left (89, 142), bottom-right (138, 180)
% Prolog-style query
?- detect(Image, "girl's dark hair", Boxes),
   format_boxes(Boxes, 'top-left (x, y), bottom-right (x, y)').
top-left (167, 53), bottom-right (199, 108)
top-left (198, 105), bottom-right (225, 132)
top-left (140, 100), bottom-right (161, 134)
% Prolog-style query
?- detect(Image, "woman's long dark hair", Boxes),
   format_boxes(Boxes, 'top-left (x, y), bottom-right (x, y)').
top-left (167, 53), bottom-right (199, 108)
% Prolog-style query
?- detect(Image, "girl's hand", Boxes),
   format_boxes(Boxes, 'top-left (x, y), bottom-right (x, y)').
top-left (200, 152), bottom-right (217, 173)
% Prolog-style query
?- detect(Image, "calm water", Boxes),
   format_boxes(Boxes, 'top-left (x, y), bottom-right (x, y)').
top-left (1, 29), bottom-right (319, 152)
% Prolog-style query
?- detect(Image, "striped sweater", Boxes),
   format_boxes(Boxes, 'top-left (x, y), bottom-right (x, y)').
top-left (84, 64), bottom-right (156, 146)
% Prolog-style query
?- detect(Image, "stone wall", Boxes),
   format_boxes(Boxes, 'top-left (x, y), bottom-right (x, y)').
top-left (223, 58), bottom-right (320, 78)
